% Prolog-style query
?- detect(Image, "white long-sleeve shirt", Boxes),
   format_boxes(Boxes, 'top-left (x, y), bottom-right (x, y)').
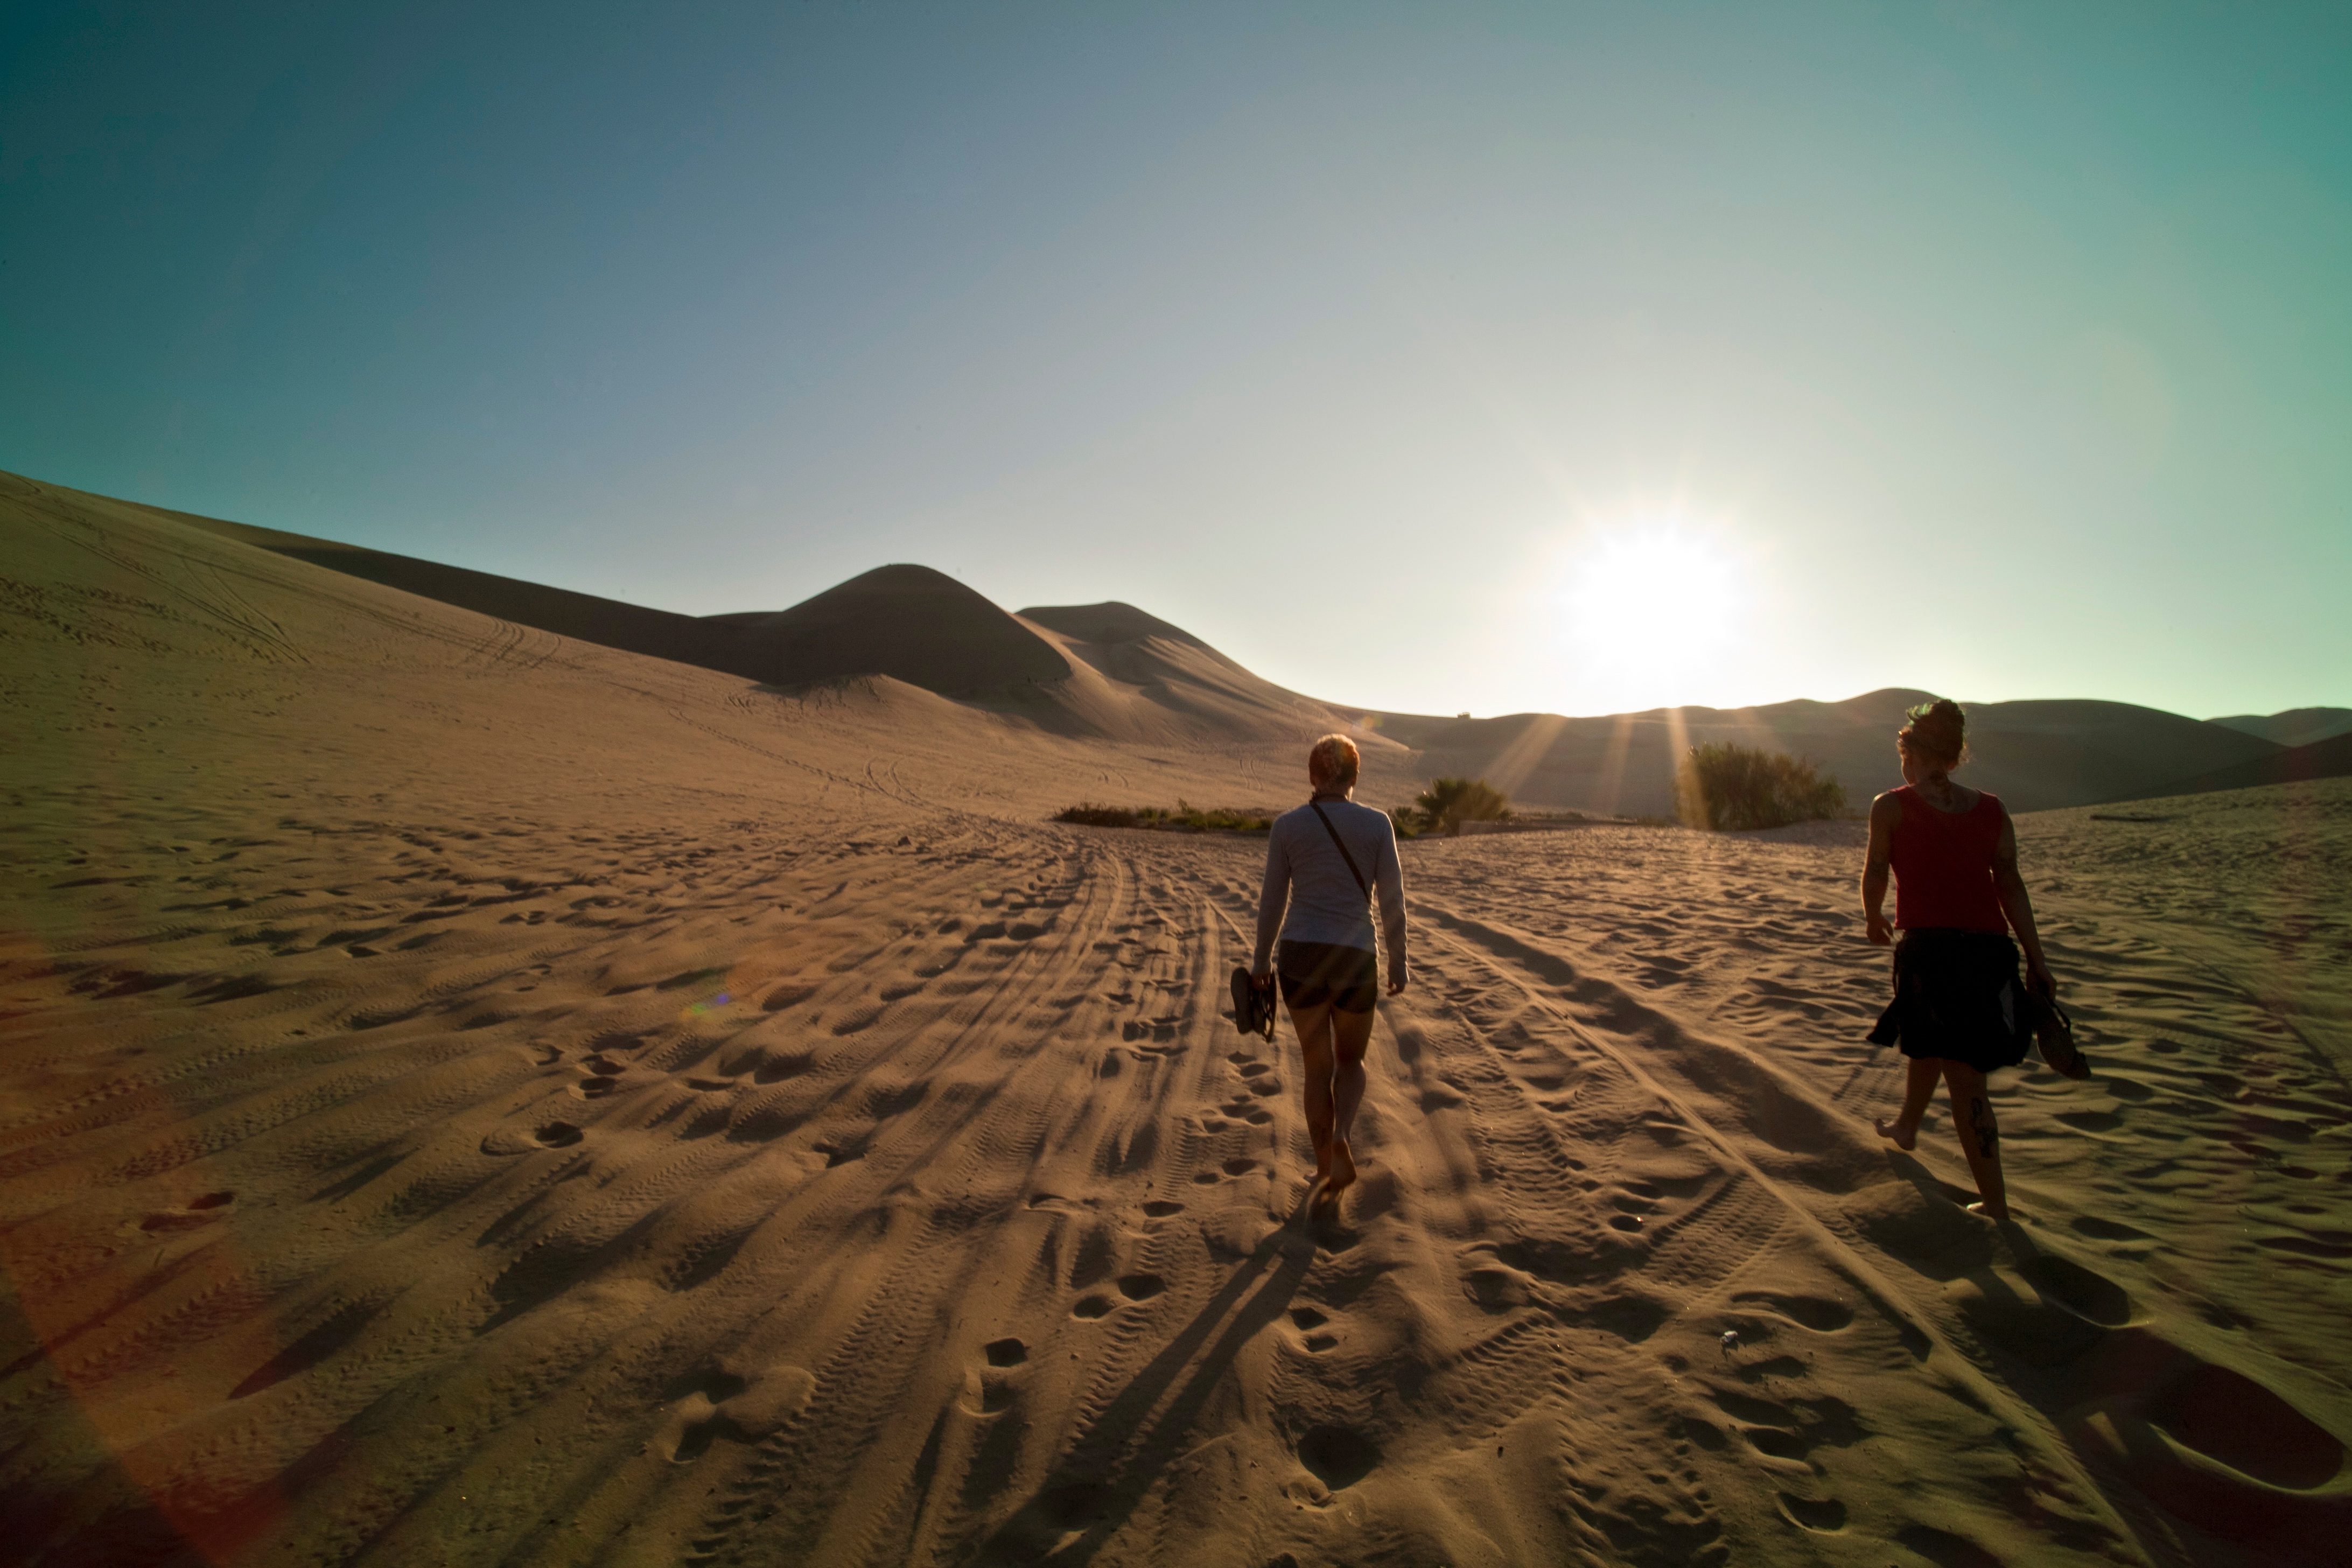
top-left (1252, 796), bottom-right (1408, 979)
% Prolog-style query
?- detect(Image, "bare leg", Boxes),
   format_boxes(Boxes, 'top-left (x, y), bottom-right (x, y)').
top-left (1942, 1061), bottom-right (2010, 1220)
top-left (1876, 1055), bottom-right (1940, 1151)
top-left (1322, 1005), bottom-right (1375, 1196)
top-left (1287, 998), bottom-right (1337, 1179)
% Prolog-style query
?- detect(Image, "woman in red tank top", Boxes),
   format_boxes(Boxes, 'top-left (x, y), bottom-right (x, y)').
top-left (1860, 699), bottom-right (2059, 1221)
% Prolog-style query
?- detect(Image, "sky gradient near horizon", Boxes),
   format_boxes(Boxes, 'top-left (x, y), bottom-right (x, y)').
top-left (5, 2), bottom-right (2348, 719)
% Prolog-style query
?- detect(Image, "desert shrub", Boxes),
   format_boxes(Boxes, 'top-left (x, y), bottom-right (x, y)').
top-left (1675, 744), bottom-right (1847, 831)
top-left (1054, 802), bottom-right (1272, 834)
top-left (1056, 804), bottom-right (1143, 829)
top-left (1409, 777), bottom-right (1513, 836)
top-left (1167, 800), bottom-right (1275, 832)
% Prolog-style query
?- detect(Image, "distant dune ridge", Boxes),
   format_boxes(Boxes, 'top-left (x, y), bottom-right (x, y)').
top-left (5, 467), bottom-right (2351, 1566)
top-left (2209, 706), bottom-right (2352, 748)
top-left (2113, 727), bottom-right (2352, 803)
top-left (1370, 693), bottom-right (2294, 818)
top-left (98, 472), bottom-right (2333, 816)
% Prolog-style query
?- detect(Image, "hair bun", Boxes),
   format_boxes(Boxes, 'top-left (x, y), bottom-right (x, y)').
top-left (1900, 698), bottom-right (1968, 766)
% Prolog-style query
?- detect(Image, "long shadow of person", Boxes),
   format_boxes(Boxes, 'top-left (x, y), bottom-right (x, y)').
top-left (972, 1195), bottom-right (1322, 1565)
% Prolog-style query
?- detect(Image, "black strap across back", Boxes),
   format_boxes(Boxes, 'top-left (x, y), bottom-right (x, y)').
top-left (1310, 801), bottom-right (1369, 897)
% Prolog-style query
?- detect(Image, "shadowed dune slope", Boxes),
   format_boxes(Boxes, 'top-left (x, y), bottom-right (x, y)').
top-left (2210, 707), bottom-right (2352, 748)
top-left (4, 470), bottom-right (2351, 1568)
top-left (1375, 690), bottom-right (2286, 817)
top-left (704, 564), bottom-right (1070, 696)
top-left (2117, 729), bottom-right (2352, 802)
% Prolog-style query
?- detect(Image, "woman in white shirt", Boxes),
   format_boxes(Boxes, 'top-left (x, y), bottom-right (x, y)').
top-left (1251, 734), bottom-right (1408, 1207)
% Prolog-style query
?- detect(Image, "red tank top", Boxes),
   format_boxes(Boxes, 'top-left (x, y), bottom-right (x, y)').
top-left (1891, 786), bottom-right (2008, 933)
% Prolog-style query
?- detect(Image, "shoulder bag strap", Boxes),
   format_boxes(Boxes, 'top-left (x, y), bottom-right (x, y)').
top-left (1309, 802), bottom-right (1369, 898)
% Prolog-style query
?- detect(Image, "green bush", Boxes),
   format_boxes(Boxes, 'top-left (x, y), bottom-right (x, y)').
top-left (1675, 744), bottom-right (1847, 831)
top-left (1055, 801), bottom-right (1273, 834)
top-left (1407, 777), bottom-right (1513, 836)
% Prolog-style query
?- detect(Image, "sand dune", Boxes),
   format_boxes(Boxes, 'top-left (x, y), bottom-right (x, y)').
top-left (5, 472), bottom-right (2350, 1567)
top-left (104, 470), bottom-right (2290, 814)
top-left (705, 565), bottom-right (1073, 697)
top-left (2210, 708), bottom-right (2352, 748)
top-left (1016, 604), bottom-right (1376, 747)
top-left (134, 482), bottom-right (1364, 749)
top-left (1373, 692), bottom-right (2288, 818)
top-left (2120, 730), bottom-right (2352, 802)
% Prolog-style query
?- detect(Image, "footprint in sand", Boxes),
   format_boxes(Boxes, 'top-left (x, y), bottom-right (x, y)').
top-left (752, 1052), bottom-right (811, 1084)
top-left (1776, 1493), bottom-right (1847, 1533)
top-left (961, 1339), bottom-right (1030, 1413)
top-left (1710, 1387), bottom-right (1865, 1462)
top-left (667, 1366), bottom-right (815, 1461)
top-left (1730, 1291), bottom-right (1854, 1333)
top-left (535, 1121), bottom-right (583, 1147)
top-left (1115, 1272), bottom-right (1165, 1301)
top-left (2070, 1214), bottom-right (2150, 1242)
top-left (1296, 1425), bottom-right (1380, 1492)
top-left (2015, 1252), bottom-right (2134, 1326)
top-left (139, 1191), bottom-right (236, 1231)
top-left (1072, 1294), bottom-right (1114, 1320)
top-left (1142, 1200), bottom-right (1185, 1217)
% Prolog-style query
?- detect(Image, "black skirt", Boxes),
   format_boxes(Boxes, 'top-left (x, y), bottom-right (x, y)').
top-left (1867, 928), bottom-right (2033, 1073)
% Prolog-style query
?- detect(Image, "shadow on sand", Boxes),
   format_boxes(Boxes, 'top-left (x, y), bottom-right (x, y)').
top-left (974, 1195), bottom-right (1324, 1565)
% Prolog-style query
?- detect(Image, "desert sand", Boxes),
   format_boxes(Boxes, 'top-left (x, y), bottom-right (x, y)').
top-left (4, 472), bottom-right (2349, 1566)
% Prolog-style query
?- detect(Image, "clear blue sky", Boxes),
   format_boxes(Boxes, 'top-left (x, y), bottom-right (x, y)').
top-left (5, 2), bottom-right (2347, 718)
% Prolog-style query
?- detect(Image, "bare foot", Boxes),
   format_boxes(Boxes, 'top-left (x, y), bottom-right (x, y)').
top-left (1874, 1116), bottom-right (1917, 1152)
top-left (1325, 1138), bottom-right (1356, 1198)
top-left (1965, 1200), bottom-right (2012, 1222)
top-left (1312, 1142), bottom-right (1332, 1184)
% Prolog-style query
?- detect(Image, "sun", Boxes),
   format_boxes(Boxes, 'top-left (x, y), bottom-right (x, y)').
top-left (1554, 523), bottom-right (1749, 707)
top-left (1566, 529), bottom-right (1740, 648)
